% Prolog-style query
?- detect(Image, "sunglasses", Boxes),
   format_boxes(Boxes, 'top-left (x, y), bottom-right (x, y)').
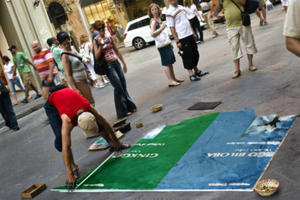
top-left (98, 26), bottom-right (105, 31)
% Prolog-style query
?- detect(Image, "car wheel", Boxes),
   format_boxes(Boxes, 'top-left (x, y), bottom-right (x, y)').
top-left (133, 37), bottom-right (145, 50)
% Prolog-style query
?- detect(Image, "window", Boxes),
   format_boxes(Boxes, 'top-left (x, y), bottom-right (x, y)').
top-left (128, 22), bottom-right (139, 31)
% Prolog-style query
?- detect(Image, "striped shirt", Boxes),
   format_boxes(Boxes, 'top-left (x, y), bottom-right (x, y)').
top-left (33, 48), bottom-right (57, 80)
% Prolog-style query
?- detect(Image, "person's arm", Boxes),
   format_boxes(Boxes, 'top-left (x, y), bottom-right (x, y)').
top-left (170, 27), bottom-right (182, 49)
top-left (12, 64), bottom-right (17, 81)
top-left (112, 38), bottom-right (127, 73)
top-left (47, 60), bottom-right (55, 84)
top-left (93, 39), bottom-right (102, 60)
top-left (89, 107), bottom-right (121, 149)
top-left (60, 115), bottom-right (76, 184)
top-left (61, 54), bottom-right (80, 93)
top-left (286, 37), bottom-right (300, 57)
top-left (236, 0), bottom-right (246, 5)
top-left (212, 0), bottom-right (223, 14)
top-left (150, 20), bottom-right (166, 38)
top-left (25, 59), bottom-right (37, 71)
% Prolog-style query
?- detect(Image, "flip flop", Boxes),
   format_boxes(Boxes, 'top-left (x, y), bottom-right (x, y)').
top-left (168, 83), bottom-right (180, 87)
top-left (109, 144), bottom-right (131, 152)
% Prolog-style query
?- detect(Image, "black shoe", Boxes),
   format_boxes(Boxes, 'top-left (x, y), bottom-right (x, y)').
top-left (21, 99), bottom-right (28, 104)
top-left (35, 94), bottom-right (42, 100)
top-left (195, 71), bottom-right (209, 77)
top-left (190, 74), bottom-right (201, 81)
top-left (11, 127), bottom-right (20, 131)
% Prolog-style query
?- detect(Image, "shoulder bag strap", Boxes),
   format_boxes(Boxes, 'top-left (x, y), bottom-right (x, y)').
top-left (61, 52), bottom-right (88, 69)
top-left (230, 0), bottom-right (243, 12)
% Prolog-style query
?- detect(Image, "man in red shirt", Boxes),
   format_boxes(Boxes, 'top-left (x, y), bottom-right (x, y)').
top-left (31, 41), bottom-right (57, 100)
top-left (44, 85), bottom-right (130, 185)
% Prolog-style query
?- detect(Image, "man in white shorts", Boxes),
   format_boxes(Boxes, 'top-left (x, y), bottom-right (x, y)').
top-left (282, 0), bottom-right (289, 12)
top-left (283, 0), bottom-right (300, 57)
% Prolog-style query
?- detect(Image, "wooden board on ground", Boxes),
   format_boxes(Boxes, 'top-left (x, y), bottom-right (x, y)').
top-left (88, 131), bottom-right (124, 151)
top-left (21, 184), bottom-right (46, 199)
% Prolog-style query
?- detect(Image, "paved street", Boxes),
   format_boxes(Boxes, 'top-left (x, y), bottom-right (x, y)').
top-left (0, 6), bottom-right (299, 200)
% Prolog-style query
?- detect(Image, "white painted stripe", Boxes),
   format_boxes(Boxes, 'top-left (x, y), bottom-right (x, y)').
top-left (83, 184), bottom-right (104, 187)
top-left (51, 188), bottom-right (254, 192)
top-left (229, 183), bottom-right (250, 186)
top-left (208, 183), bottom-right (227, 186)
top-left (267, 141), bottom-right (281, 145)
top-left (75, 153), bottom-right (114, 189)
top-left (247, 142), bottom-right (266, 145)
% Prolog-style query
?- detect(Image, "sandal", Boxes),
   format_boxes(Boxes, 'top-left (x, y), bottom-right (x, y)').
top-left (195, 71), bottom-right (209, 77)
top-left (72, 168), bottom-right (80, 178)
top-left (168, 83), bottom-right (180, 87)
top-left (175, 79), bottom-right (185, 83)
top-left (232, 71), bottom-right (241, 79)
top-left (249, 66), bottom-right (257, 72)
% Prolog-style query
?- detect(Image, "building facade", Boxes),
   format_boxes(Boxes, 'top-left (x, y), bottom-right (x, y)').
top-left (0, 0), bottom-right (54, 88)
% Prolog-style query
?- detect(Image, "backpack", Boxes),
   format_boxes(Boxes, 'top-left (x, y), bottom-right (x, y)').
top-left (245, 0), bottom-right (259, 14)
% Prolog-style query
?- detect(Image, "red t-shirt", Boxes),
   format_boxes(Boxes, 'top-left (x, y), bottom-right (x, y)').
top-left (49, 88), bottom-right (91, 122)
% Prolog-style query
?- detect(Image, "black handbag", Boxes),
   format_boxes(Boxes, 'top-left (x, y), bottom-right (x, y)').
top-left (93, 39), bottom-right (108, 75)
top-left (231, 0), bottom-right (251, 26)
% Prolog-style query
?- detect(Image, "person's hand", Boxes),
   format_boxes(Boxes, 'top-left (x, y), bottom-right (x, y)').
top-left (74, 88), bottom-right (81, 95)
top-left (47, 76), bottom-right (53, 85)
top-left (193, 34), bottom-right (197, 41)
top-left (123, 63), bottom-right (127, 73)
top-left (160, 22), bottom-right (166, 31)
top-left (66, 174), bottom-right (77, 186)
top-left (177, 42), bottom-right (182, 49)
top-left (12, 75), bottom-right (16, 81)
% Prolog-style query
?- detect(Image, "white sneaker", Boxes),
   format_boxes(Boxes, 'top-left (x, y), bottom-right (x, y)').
top-left (94, 82), bottom-right (106, 88)
top-left (103, 76), bottom-right (110, 84)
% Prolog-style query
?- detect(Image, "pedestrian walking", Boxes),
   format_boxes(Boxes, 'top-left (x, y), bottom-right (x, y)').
top-left (9, 45), bottom-right (42, 103)
top-left (214, 0), bottom-right (258, 79)
top-left (2, 56), bottom-right (25, 105)
top-left (281, 0), bottom-right (289, 12)
top-left (44, 85), bottom-right (130, 185)
top-left (93, 20), bottom-right (137, 119)
top-left (57, 31), bottom-right (95, 106)
top-left (149, 3), bottom-right (184, 87)
top-left (200, 0), bottom-right (218, 38)
top-left (47, 37), bottom-right (68, 86)
top-left (256, 0), bottom-right (268, 26)
top-left (0, 79), bottom-right (19, 131)
top-left (90, 24), bottom-right (110, 86)
top-left (31, 41), bottom-right (57, 100)
top-left (183, 0), bottom-right (204, 43)
top-left (283, 0), bottom-right (300, 57)
top-left (79, 34), bottom-right (105, 88)
top-left (166, 0), bottom-right (208, 81)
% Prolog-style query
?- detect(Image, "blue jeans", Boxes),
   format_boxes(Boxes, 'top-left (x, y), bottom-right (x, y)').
top-left (106, 60), bottom-right (136, 119)
top-left (0, 93), bottom-right (19, 129)
top-left (44, 101), bottom-right (62, 152)
top-left (8, 77), bottom-right (25, 94)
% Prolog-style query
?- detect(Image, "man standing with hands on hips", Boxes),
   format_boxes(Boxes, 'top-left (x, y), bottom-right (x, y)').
top-left (166, 0), bottom-right (209, 81)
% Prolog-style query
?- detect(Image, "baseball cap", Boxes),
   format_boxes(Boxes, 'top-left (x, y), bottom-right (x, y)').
top-left (8, 45), bottom-right (16, 51)
top-left (77, 112), bottom-right (99, 138)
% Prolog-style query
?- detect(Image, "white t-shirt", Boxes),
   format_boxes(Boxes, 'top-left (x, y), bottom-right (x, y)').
top-left (185, 4), bottom-right (201, 21)
top-left (166, 4), bottom-right (193, 40)
top-left (4, 62), bottom-right (14, 79)
top-left (283, 0), bottom-right (300, 39)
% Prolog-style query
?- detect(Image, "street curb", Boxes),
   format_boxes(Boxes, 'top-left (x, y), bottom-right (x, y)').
top-left (0, 102), bottom-right (44, 128)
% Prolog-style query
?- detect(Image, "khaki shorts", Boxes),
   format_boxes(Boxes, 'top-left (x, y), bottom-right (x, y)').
top-left (259, 0), bottom-right (265, 7)
top-left (21, 72), bottom-right (38, 90)
top-left (226, 26), bottom-right (257, 60)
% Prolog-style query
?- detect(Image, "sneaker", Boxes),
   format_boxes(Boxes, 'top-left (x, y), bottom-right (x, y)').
top-left (190, 74), bottom-right (201, 81)
top-left (34, 94), bottom-right (42, 100)
top-left (103, 76), bottom-right (110, 84)
top-left (94, 82), bottom-right (106, 88)
top-left (21, 98), bottom-right (28, 104)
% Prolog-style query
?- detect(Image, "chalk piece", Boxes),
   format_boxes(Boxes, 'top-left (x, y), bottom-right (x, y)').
top-left (21, 184), bottom-right (46, 199)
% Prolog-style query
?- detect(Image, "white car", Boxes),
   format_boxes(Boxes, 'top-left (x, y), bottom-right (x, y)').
top-left (123, 14), bottom-right (206, 50)
top-left (123, 15), bottom-right (164, 50)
